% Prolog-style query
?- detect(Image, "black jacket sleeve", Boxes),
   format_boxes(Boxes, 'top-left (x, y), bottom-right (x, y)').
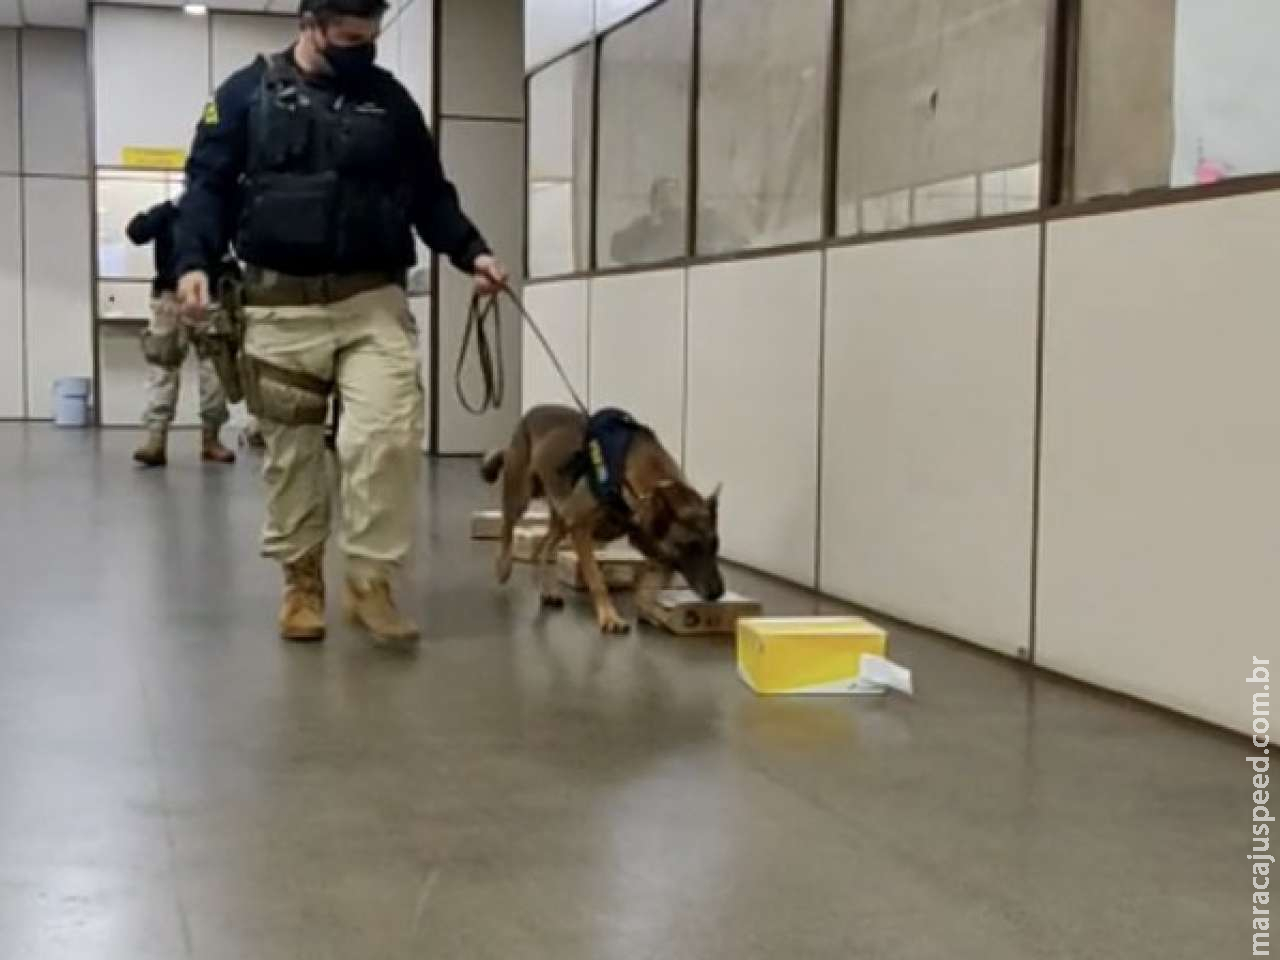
top-left (126, 202), bottom-right (175, 247)
top-left (174, 63), bottom-right (259, 278)
top-left (398, 93), bottom-right (491, 274)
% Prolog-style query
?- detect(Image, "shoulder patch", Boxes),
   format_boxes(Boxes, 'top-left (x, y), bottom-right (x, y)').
top-left (201, 100), bottom-right (220, 126)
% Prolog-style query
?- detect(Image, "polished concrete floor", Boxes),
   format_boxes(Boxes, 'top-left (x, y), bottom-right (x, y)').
top-left (0, 424), bottom-right (1244, 959)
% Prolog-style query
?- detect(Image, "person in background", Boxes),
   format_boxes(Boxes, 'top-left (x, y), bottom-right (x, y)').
top-left (610, 177), bottom-right (685, 266)
top-left (128, 200), bottom-right (236, 468)
top-left (174, 0), bottom-right (506, 646)
top-left (609, 177), bottom-right (747, 265)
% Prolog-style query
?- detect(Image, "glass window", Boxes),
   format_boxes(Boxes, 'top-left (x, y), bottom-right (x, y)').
top-left (836, 0), bottom-right (1047, 236)
top-left (696, 0), bottom-right (830, 254)
top-left (596, 0), bottom-right (661, 32)
top-left (596, 0), bottom-right (694, 269)
top-left (527, 46), bottom-right (595, 278)
top-left (1074, 0), bottom-right (1280, 201)
top-left (96, 169), bottom-right (183, 280)
top-left (526, 0), bottom-right (595, 71)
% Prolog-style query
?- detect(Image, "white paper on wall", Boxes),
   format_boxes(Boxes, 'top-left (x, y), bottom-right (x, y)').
top-left (1172, 0), bottom-right (1280, 186)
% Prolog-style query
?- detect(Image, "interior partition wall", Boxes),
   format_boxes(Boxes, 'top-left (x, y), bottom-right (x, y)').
top-left (91, 6), bottom-right (298, 429)
top-left (520, 0), bottom-right (1280, 736)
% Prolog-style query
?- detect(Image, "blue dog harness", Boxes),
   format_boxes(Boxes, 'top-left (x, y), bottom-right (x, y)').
top-left (566, 408), bottom-right (653, 519)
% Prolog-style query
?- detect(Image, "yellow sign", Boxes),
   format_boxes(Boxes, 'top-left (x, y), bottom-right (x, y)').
top-left (201, 100), bottom-right (219, 126)
top-left (121, 147), bottom-right (187, 170)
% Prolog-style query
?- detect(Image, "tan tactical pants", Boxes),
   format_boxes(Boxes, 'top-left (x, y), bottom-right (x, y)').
top-left (142, 293), bottom-right (230, 431)
top-left (243, 284), bottom-right (424, 581)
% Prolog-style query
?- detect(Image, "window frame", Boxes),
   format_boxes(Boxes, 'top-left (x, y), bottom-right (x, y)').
top-left (831, 0), bottom-right (1055, 243)
top-left (523, 37), bottom-right (599, 282)
top-left (592, 0), bottom-right (697, 272)
top-left (524, 0), bottom-right (1280, 286)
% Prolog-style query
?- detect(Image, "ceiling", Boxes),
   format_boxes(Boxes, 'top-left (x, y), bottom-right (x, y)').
top-left (0, 0), bottom-right (87, 27)
top-left (87, 0), bottom-right (299, 10)
top-left (0, 0), bottom-right (300, 28)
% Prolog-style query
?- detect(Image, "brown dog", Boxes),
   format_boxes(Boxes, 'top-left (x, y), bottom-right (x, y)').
top-left (482, 405), bottom-right (725, 633)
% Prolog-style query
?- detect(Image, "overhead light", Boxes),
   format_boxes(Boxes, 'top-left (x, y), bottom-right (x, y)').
top-left (183, 3), bottom-right (209, 14)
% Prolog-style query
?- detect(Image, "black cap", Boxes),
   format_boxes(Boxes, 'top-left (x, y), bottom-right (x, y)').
top-left (299, 0), bottom-right (390, 16)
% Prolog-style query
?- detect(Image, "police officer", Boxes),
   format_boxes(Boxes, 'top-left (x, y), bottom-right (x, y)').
top-left (174, 0), bottom-right (506, 645)
top-left (129, 200), bottom-right (236, 468)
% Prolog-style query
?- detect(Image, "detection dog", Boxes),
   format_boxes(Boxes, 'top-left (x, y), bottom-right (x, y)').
top-left (482, 405), bottom-right (725, 633)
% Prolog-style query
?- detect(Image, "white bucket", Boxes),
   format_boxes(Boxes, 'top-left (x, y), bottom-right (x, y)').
top-left (52, 377), bottom-right (92, 428)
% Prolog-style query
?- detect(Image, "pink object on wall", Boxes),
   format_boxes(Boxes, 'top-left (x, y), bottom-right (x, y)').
top-left (1196, 159), bottom-right (1226, 184)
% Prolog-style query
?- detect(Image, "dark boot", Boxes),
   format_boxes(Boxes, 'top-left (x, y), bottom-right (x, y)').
top-left (280, 546), bottom-right (326, 643)
top-left (202, 427), bottom-right (236, 464)
top-left (133, 429), bottom-right (168, 468)
top-left (242, 422), bottom-right (266, 450)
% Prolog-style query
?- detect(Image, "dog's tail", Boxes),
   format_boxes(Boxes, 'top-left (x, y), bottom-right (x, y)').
top-left (480, 449), bottom-right (505, 484)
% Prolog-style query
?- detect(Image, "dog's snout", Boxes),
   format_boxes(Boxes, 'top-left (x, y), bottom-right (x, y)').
top-left (694, 568), bottom-right (726, 603)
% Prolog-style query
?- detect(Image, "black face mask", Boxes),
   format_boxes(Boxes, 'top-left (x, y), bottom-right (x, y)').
top-left (323, 40), bottom-right (377, 82)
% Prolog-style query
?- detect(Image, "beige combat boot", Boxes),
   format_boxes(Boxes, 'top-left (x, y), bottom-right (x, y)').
top-left (344, 576), bottom-right (421, 646)
top-left (133, 428), bottom-right (168, 468)
top-left (202, 427), bottom-right (236, 464)
top-left (280, 546), bottom-right (326, 643)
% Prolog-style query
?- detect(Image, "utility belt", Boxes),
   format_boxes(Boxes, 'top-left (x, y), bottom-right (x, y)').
top-left (139, 271), bottom-right (362, 427)
top-left (241, 267), bottom-right (401, 308)
top-left (237, 267), bottom-right (403, 427)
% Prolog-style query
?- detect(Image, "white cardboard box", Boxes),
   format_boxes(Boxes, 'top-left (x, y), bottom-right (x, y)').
top-left (512, 522), bottom-right (552, 563)
top-left (471, 506), bottom-right (550, 541)
top-left (556, 545), bottom-right (649, 591)
top-left (640, 589), bottom-right (764, 637)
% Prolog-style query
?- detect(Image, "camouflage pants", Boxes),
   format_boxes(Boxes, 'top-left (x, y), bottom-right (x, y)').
top-left (141, 293), bottom-right (230, 431)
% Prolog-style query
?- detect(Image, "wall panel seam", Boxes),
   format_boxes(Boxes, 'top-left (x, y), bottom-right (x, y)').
top-left (680, 266), bottom-right (689, 468)
top-left (1027, 221), bottom-right (1050, 664)
top-left (16, 27), bottom-right (27, 417)
top-left (813, 249), bottom-right (827, 591)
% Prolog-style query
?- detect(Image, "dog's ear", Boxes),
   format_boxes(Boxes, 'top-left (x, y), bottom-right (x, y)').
top-left (707, 484), bottom-right (722, 525)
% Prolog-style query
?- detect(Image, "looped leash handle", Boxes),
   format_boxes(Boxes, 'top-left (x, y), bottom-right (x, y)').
top-left (455, 290), bottom-right (505, 415)
top-left (455, 282), bottom-right (589, 418)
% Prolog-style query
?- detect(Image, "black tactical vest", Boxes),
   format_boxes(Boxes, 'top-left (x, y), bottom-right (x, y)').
top-left (235, 54), bottom-right (414, 277)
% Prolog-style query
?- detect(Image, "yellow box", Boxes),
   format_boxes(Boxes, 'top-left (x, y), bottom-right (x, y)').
top-left (737, 617), bottom-right (888, 695)
top-left (556, 545), bottom-right (647, 591)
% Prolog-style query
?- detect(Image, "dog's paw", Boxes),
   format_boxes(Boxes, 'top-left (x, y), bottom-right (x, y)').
top-left (598, 613), bottom-right (632, 635)
top-left (540, 593), bottom-right (565, 609)
top-left (495, 554), bottom-right (514, 585)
